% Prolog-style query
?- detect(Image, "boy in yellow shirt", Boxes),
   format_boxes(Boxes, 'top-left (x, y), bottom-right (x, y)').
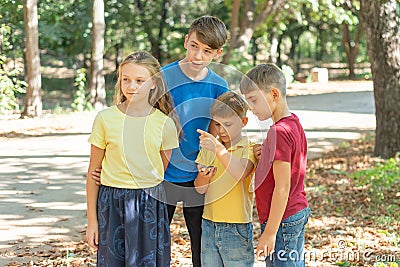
top-left (194, 91), bottom-right (256, 266)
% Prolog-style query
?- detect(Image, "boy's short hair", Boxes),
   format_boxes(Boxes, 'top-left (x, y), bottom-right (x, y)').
top-left (239, 63), bottom-right (287, 97)
top-left (188, 16), bottom-right (228, 50)
top-left (211, 91), bottom-right (248, 119)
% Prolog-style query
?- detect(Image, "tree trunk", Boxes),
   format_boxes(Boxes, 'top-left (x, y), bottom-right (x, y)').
top-left (288, 35), bottom-right (298, 61)
top-left (341, 22), bottom-right (362, 79)
top-left (221, 0), bottom-right (240, 64)
top-left (251, 37), bottom-right (257, 66)
top-left (89, 0), bottom-right (106, 110)
top-left (21, 0), bottom-right (42, 118)
top-left (0, 35), bottom-right (3, 70)
top-left (115, 42), bottom-right (123, 70)
top-left (360, 0), bottom-right (400, 158)
top-left (269, 25), bottom-right (278, 64)
top-left (277, 35), bottom-right (283, 67)
top-left (135, 0), bottom-right (168, 61)
top-left (222, 0), bottom-right (288, 64)
top-left (315, 31), bottom-right (321, 61)
top-left (155, 0), bottom-right (168, 62)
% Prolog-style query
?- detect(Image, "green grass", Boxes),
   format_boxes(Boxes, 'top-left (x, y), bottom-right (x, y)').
top-left (352, 157), bottom-right (400, 197)
top-left (351, 155), bottom-right (400, 225)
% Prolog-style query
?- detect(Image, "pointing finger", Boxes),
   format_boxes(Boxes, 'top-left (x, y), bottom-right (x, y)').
top-left (197, 129), bottom-right (211, 138)
top-left (197, 129), bottom-right (206, 134)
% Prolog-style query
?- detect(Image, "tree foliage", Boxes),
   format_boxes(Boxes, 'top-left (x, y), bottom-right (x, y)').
top-left (0, 56), bottom-right (26, 114)
top-left (0, 0), bottom-right (398, 163)
top-left (0, 0), bottom-right (367, 74)
top-left (0, 16), bottom-right (26, 114)
top-left (38, 0), bottom-right (92, 64)
top-left (71, 68), bottom-right (92, 112)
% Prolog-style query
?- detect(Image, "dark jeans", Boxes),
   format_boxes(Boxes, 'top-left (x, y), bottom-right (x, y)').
top-left (164, 180), bottom-right (205, 267)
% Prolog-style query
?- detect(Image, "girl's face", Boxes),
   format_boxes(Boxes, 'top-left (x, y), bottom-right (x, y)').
top-left (120, 63), bottom-right (155, 103)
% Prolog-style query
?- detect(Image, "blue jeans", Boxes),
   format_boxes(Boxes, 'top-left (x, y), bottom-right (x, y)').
top-left (261, 207), bottom-right (310, 267)
top-left (201, 219), bottom-right (254, 267)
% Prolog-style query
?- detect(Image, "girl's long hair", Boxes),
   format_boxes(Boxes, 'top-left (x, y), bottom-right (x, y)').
top-left (114, 51), bottom-right (182, 136)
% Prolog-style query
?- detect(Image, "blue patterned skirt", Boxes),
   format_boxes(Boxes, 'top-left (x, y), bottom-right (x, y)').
top-left (97, 184), bottom-right (171, 267)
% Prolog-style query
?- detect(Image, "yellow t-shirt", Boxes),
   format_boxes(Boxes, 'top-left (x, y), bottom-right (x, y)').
top-left (195, 136), bottom-right (256, 223)
top-left (88, 106), bottom-right (179, 189)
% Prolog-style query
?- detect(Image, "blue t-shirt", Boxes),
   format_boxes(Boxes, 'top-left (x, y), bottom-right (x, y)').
top-left (162, 61), bottom-right (229, 182)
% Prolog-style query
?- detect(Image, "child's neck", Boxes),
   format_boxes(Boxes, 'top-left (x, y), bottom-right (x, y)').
top-left (272, 102), bottom-right (291, 123)
top-left (119, 101), bottom-right (154, 117)
top-left (178, 58), bottom-right (208, 81)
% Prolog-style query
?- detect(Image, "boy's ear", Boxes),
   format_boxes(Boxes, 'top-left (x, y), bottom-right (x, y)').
top-left (213, 48), bottom-right (223, 60)
top-left (270, 87), bottom-right (280, 100)
top-left (184, 34), bottom-right (189, 49)
top-left (241, 116), bottom-right (249, 127)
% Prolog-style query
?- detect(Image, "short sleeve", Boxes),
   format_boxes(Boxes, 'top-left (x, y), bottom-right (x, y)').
top-left (161, 117), bottom-right (179, 150)
top-left (88, 113), bottom-right (106, 149)
top-left (274, 126), bottom-right (292, 163)
top-left (241, 142), bottom-right (257, 165)
top-left (217, 81), bottom-right (229, 97)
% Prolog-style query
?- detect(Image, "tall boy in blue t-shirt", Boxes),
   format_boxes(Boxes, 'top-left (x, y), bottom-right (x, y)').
top-left (161, 16), bottom-right (228, 267)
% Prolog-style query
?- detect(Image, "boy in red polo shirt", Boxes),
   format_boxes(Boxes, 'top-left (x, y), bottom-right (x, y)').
top-left (240, 63), bottom-right (310, 266)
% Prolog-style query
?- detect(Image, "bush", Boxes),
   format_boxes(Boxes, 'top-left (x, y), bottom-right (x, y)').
top-left (0, 56), bottom-right (26, 114)
top-left (0, 22), bottom-right (26, 114)
top-left (71, 68), bottom-right (92, 112)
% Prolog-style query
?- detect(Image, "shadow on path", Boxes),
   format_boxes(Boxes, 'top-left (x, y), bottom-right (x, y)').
top-left (0, 134), bottom-right (90, 265)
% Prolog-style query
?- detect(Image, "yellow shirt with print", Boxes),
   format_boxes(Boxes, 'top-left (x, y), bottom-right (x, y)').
top-left (88, 106), bottom-right (179, 189)
top-left (195, 136), bottom-right (256, 223)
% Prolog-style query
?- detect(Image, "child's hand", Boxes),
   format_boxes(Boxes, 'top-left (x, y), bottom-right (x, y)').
top-left (86, 222), bottom-right (99, 250)
top-left (91, 168), bottom-right (102, 186)
top-left (197, 164), bottom-right (217, 177)
top-left (256, 231), bottom-right (276, 259)
top-left (197, 129), bottom-right (223, 153)
top-left (194, 164), bottom-right (217, 194)
top-left (253, 144), bottom-right (262, 160)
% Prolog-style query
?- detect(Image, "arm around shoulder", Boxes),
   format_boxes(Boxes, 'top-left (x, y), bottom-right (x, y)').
top-left (160, 149), bottom-right (172, 172)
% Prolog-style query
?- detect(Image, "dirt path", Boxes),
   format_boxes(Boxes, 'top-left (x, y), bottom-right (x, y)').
top-left (0, 81), bottom-right (375, 266)
top-left (0, 113), bottom-right (96, 266)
